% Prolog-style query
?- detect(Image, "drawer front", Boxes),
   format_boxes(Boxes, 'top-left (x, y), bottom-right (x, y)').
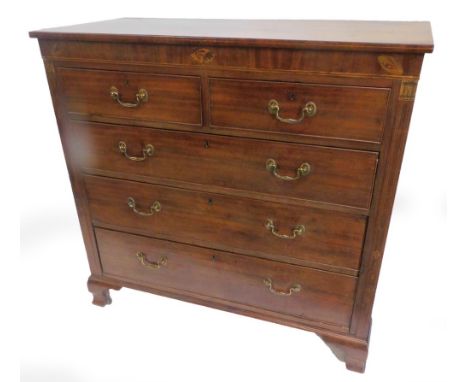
top-left (85, 176), bottom-right (367, 273)
top-left (96, 228), bottom-right (357, 329)
top-left (74, 122), bottom-right (378, 209)
top-left (57, 68), bottom-right (202, 126)
top-left (210, 78), bottom-right (390, 143)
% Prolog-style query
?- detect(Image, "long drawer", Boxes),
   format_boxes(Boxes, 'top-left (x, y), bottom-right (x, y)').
top-left (209, 78), bottom-right (390, 143)
top-left (74, 122), bottom-right (378, 210)
top-left (56, 67), bottom-right (202, 126)
top-left (84, 175), bottom-right (367, 274)
top-left (95, 228), bottom-right (357, 329)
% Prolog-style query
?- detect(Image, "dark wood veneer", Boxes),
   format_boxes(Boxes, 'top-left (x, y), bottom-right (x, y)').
top-left (37, 40), bottom-right (427, 78)
top-left (31, 18), bottom-right (433, 374)
top-left (96, 228), bottom-right (357, 329)
top-left (30, 18), bottom-right (433, 53)
top-left (72, 121), bottom-right (378, 210)
top-left (209, 78), bottom-right (390, 143)
top-left (84, 175), bottom-right (367, 275)
top-left (56, 67), bottom-right (202, 126)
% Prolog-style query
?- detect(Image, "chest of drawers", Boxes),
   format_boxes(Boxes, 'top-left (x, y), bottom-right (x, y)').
top-left (30, 18), bottom-right (433, 373)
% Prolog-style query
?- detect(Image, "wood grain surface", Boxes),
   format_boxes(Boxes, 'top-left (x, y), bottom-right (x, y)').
top-left (72, 122), bottom-right (378, 210)
top-left (57, 67), bottom-right (202, 126)
top-left (84, 175), bottom-right (367, 274)
top-left (96, 228), bottom-right (357, 329)
top-left (30, 18), bottom-right (433, 373)
top-left (210, 78), bottom-right (390, 143)
top-left (30, 18), bottom-right (433, 53)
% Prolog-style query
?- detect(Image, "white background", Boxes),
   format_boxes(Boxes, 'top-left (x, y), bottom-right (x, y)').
top-left (2, 0), bottom-right (467, 381)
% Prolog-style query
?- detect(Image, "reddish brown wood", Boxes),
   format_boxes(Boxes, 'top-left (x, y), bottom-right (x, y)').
top-left (84, 175), bottom-right (367, 275)
top-left (319, 333), bottom-right (369, 372)
top-left (30, 18), bottom-right (433, 373)
top-left (349, 81), bottom-right (420, 339)
top-left (29, 18), bottom-right (433, 53)
top-left (96, 228), bottom-right (357, 328)
top-left (41, 60), bottom-right (106, 277)
top-left (71, 121), bottom-right (378, 210)
top-left (45, 57), bottom-right (395, 152)
top-left (87, 275), bottom-right (122, 306)
top-left (37, 40), bottom-right (426, 78)
top-left (56, 67), bottom-right (202, 126)
top-left (210, 78), bottom-right (390, 143)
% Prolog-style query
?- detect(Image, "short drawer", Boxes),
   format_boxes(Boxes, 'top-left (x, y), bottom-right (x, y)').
top-left (74, 122), bottom-right (378, 210)
top-left (95, 228), bottom-right (357, 329)
top-left (56, 68), bottom-right (202, 126)
top-left (209, 78), bottom-right (390, 143)
top-left (85, 175), bottom-right (367, 274)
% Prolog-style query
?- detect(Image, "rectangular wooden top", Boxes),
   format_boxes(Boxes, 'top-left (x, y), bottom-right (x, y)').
top-left (30, 18), bottom-right (433, 53)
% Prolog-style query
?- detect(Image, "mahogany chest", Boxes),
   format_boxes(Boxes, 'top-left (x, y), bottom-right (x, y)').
top-left (30, 18), bottom-right (433, 372)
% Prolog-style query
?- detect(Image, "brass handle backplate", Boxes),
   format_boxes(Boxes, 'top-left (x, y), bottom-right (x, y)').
top-left (110, 86), bottom-right (148, 108)
top-left (267, 99), bottom-right (317, 124)
top-left (136, 252), bottom-right (167, 270)
top-left (266, 219), bottom-right (305, 239)
top-left (263, 278), bottom-right (301, 296)
top-left (266, 158), bottom-right (311, 181)
top-left (119, 141), bottom-right (154, 162)
top-left (127, 197), bottom-right (161, 216)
